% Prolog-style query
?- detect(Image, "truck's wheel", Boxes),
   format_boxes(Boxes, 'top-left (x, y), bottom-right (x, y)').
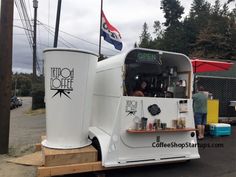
top-left (92, 138), bottom-right (102, 161)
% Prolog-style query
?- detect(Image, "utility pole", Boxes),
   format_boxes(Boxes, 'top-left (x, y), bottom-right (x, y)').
top-left (98, 0), bottom-right (103, 60)
top-left (33, 0), bottom-right (38, 79)
top-left (54, 0), bottom-right (62, 48)
top-left (14, 77), bottom-right (17, 96)
top-left (0, 0), bottom-right (14, 154)
top-left (32, 0), bottom-right (38, 109)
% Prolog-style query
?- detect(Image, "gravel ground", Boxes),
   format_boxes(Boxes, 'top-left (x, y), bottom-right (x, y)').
top-left (0, 97), bottom-right (46, 177)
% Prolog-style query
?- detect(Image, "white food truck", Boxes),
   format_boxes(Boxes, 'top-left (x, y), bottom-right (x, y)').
top-left (89, 48), bottom-right (200, 167)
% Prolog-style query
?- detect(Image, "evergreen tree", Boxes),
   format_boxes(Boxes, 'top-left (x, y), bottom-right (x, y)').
top-left (182, 0), bottom-right (211, 55)
top-left (161, 0), bottom-right (184, 27)
top-left (139, 22), bottom-right (152, 48)
top-left (190, 0), bottom-right (211, 18)
top-left (137, 0), bottom-right (236, 60)
top-left (151, 21), bottom-right (164, 50)
top-left (212, 0), bottom-right (221, 15)
top-left (153, 20), bottom-right (162, 37)
top-left (192, 1), bottom-right (236, 59)
top-left (158, 0), bottom-right (186, 53)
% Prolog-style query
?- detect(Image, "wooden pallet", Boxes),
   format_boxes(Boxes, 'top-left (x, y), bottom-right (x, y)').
top-left (42, 145), bottom-right (98, 167)
top-left (37, 161), bottom-right (105, 177)
top-left (37, 142), bottom-right (104, 177)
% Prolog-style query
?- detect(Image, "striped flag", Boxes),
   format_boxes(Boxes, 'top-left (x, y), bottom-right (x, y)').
top-left (101, 11), bottom-right (123, 51)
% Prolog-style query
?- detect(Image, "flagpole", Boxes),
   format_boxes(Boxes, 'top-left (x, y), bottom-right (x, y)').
top-left (98, 0), bottom-right (103, 59)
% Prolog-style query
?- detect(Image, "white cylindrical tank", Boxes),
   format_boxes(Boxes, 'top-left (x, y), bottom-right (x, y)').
top-left (42, 48), bottom-right (98, 149)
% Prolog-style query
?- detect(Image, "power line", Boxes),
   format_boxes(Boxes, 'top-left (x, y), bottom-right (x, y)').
top-left (37, 42), bottom-right (50, 47)
top-left (38, 21), bottom-right (120, 54)
top-left (15, 0), bottom-right (42, 75)
top-left (13, 33), bottom-right (27, 35)
top-left (48, 0), bottom-right (51, 46)
top-left (27, 0), bottom-right (32, 20)
top-left (40, 24), bottom-right (77, 48)
top-left (14, 18), bottom-right (32, 21)
top-left (13, 25), bottom-right (33, 32)
top-left (40, 23), bottom-right (73, 48)
top-left (14, 0), bottom-right (33, 50)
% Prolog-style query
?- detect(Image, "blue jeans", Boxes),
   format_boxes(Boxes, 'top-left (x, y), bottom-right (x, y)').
top-left (194, 113), bottom-right (207, 126)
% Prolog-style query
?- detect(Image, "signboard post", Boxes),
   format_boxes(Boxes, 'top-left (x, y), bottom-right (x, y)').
top-left (0, 0), bottom-right (14, 154)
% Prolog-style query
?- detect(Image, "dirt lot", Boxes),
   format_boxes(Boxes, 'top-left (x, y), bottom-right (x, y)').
top-left (0, 97), bottom-right (46, 177)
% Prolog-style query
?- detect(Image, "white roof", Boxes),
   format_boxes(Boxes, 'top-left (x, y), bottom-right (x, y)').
top-left (97, 48), bottom-right (193, 72)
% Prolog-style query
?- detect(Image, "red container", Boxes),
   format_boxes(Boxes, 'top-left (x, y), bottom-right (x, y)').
top-left (149, 123), bottom-right (153, 130)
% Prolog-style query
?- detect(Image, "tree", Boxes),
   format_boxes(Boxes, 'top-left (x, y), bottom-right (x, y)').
top-left (190, 0), bottom-right (211, 18)
top-left (158, 0), bottom-right (186, 53)
top-left (12, 73), bottom-right (32, 96)
top-left (192, 26), bottom-right (231, 58)
top-left (189, 0), bottom-right (211, 36)
top-left (161, 0), bottom-right (184, 27)
top-left (139, 22), bottom-right (152, 48)
top-left (212, 0), bottom-right (221, 15)
top-left (153, 20), bottom-right (162, 37)
top-left (159, 24), bottom-right (188, 53)
top-left (137, 0), bottom-right (236, 60)
top-left (181, 0), bottom-right (211, 55)
top-left (191, 1), bottom-right (236, 59)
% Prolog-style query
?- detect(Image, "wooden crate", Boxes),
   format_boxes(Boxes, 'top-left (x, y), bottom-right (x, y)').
top-left (42, 145), bottom-right (98, 167)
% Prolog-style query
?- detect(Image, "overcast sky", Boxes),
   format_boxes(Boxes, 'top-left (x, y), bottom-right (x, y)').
top-left (13, 0), bottom-right (233, 73)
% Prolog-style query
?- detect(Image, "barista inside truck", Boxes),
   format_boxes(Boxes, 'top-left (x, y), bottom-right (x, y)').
top-left (132, 81), bottom-right (147, 97)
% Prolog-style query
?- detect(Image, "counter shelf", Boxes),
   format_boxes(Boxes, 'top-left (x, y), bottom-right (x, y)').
top-left (127, 128), bottom-right (196, 133)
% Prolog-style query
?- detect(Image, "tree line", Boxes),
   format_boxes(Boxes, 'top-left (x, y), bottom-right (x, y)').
top-left (12, 72), bottom-right (32, 96)
top-left (12, 72), bottom-right (45, 109)
top-left (138, 0), bottom-right (236, 60)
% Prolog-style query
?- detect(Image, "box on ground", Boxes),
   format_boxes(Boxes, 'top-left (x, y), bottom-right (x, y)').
top-left (210, 123), bottom-right (231, 136)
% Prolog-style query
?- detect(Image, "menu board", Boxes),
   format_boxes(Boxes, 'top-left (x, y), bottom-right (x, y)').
top-left (125, 49), bottom-right (162, 65)
top-left (136, 51), bottom-right (160, 64)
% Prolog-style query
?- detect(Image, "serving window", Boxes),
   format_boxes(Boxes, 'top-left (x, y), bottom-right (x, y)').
top-left (123, 49), bottom-right (191, 98)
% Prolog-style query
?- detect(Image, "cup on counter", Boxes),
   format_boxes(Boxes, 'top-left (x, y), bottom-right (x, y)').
top-left (135, 122), bottom-right (141, 130)
top-left (154, 119), bottom-right (161, 129)
top-left (172, 119), bottom-right (178, 129)
top-left (177, 117), bottom-right (186, 129)
top-left (133, 116), bottom-right (141, 130)
top-left (180, 117), bottom-right (186, 128)
top-left (161, 123), bottom-right (167, 130)
top-left (141, 117), bottom-right (148, 130)
top-left (149, 123), bottom-right (153, 130)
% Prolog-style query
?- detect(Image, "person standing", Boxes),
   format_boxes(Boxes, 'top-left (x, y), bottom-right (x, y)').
top-left (193, 86), bottom-right (208, 140)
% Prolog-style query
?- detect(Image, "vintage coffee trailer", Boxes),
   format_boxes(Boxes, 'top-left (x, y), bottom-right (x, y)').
top-left (89, 48), bottom-right (200, 167)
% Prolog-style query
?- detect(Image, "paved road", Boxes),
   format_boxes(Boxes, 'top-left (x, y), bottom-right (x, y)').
top-left (71, 128), bottom-right (236, 177)
top-left (9, 97), bottom-right (46, 148)
top-left (0, 97), bottom-right (46, 177)
top-left (1, 97), bottom-right (235, 177)
top-left (101, 130), bottom-right (236, 177)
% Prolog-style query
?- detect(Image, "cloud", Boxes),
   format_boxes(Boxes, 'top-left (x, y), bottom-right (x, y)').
top-left (13, 0), bottom-right (235, 73)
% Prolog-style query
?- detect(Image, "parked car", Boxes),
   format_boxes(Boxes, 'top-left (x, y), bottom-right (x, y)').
top-left (10, 98), bottom-right (15, 109)
top-left (17, 97), bottom-right (22, 106)
top-left (10, 96), bottom-right (17, 109)
top-left (10, 96), bottom-right (22, 109)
